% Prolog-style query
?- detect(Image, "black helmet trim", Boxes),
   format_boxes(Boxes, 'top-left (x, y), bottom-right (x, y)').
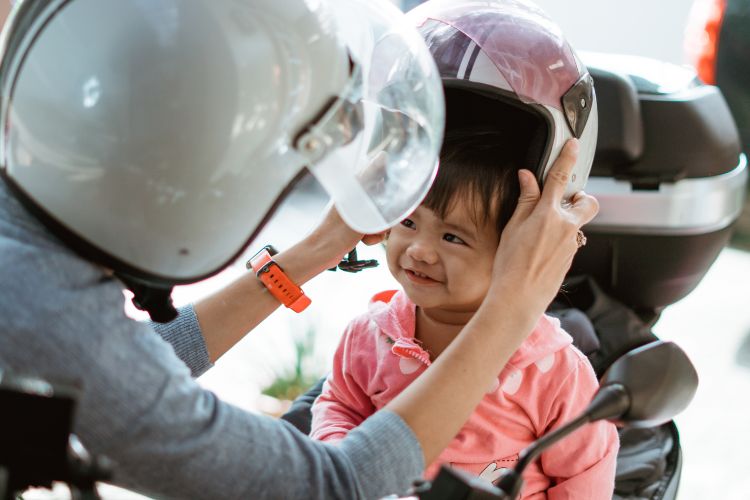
top-left (442, 79), bottom-right (555, 187)
top-left (1, 172), bottom-right (180, 322)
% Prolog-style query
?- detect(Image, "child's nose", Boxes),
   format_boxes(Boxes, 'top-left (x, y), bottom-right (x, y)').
top-left (405, 240), bottom-right (438, 265)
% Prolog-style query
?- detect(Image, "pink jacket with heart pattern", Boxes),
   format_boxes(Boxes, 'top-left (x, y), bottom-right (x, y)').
top-left (311, 290), bottom-right (619, 499)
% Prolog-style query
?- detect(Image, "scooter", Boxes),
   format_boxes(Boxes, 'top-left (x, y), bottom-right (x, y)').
top-left (0, 340), bottom-right (696, 500)
top-left (0, 370), bottom-right (111, 500)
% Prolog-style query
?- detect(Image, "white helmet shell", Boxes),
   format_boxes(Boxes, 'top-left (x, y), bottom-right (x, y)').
top-left (0, 0), bottom-right (444, 284)
top-left (408, 0), bottom-right (597, 199)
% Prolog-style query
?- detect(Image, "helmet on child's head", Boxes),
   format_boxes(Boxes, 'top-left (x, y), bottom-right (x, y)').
top-left (408, 0), bottom-right (597, 198)
top-left (0, 0), bottom-right (444, 320)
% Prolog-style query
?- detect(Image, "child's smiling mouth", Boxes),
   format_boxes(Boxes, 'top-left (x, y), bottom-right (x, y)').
top-left (405, 269), bottom-right (441, 285)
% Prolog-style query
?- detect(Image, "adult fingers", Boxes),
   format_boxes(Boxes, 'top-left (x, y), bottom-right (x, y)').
top-left (540, 139), bottom-right (579, 207)
top-left (362, 232), bottom-right (388, 246)
top-left (568, 191), bottom-right (600, 226)
top-left (508, 169), bottom-right (541, 223)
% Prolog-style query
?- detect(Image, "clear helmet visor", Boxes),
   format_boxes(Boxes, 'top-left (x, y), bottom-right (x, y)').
top-left (300, 0), bottom-right (445, 234)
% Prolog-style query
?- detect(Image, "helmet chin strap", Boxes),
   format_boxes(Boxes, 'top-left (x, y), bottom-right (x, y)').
top-left (115, 273), bottom-right (178, 323)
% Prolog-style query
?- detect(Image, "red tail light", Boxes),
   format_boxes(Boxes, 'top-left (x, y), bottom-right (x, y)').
top-left (684, 0), bottom-right (727, 85)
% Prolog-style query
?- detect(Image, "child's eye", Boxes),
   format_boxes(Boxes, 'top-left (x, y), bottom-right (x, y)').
top-left (400, 218), bottom-right (416, 229)
top-left (443, 233), bottom-right (466, 245)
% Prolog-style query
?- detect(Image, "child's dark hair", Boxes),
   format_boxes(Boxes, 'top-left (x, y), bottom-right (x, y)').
top-left (423, 127), bottom-right (527, 236)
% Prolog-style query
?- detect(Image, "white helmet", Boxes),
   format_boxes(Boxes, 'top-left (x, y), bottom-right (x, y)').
top-left (408, 0), bottom-right (597, 198)
top-left (0, 0), bottom-right (444, 319)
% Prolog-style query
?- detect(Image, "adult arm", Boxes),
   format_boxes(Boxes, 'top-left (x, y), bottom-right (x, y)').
top-left (0, 261), bottom-right (422, 500)
top-left (0, 174), bottom-right (420, 499)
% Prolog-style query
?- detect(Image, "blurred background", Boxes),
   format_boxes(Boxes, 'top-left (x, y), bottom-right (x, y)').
top-left (6, 0), bottom-right (748, 498)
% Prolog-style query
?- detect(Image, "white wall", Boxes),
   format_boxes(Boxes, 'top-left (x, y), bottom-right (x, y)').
top-left (516, 0), bottom-right (696, 65)
top-left (398, 0), bottom-right (694, 65)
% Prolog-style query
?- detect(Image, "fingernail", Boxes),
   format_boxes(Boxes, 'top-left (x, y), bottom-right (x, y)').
top-left (568, 138), bottom-right (579, 153)
top-left (517, 169), bottom-right (530, 186)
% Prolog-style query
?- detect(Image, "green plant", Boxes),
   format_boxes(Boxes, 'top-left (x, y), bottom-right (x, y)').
top-left (261, 324), bottom-right (322, 401)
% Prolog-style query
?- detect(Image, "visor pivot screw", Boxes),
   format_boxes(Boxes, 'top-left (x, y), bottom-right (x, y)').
top-left (580, 98), bottom-right (587, 109)
top-left (304, 137), bottom-right (320, 153)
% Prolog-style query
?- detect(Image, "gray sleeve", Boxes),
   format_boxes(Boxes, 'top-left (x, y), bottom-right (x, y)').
top-left (0, 252), bottom-right (424, 500)
top-left (98, 319), bottom-right (424, 499)
top-left (150, 305), bottom-right (212, 377)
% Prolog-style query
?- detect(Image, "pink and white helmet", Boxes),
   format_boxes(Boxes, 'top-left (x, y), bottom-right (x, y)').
top-left (408, 0), bottom-right (598, 198)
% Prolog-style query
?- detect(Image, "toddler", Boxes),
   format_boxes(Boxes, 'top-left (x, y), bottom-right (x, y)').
top-left (311, 129), bottom-right (619, 499)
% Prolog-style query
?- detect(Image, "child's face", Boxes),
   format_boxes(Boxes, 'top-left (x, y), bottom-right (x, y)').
top-left (386, 195), bottom-right (500, 315)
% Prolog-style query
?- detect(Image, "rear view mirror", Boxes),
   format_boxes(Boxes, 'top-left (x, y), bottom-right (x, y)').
top-left (599, 340), bottom-right (699, 427)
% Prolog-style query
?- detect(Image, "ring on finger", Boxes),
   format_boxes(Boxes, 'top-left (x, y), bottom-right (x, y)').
top-left (576, 230), bottom-right (587, 248)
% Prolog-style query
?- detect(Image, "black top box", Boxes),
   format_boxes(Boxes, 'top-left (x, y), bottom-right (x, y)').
top-left (571, 53), bottom-right (747, 311)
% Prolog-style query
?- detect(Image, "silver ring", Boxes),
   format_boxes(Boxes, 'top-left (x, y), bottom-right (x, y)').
top-left (576, 230), bottom-right (587, 248)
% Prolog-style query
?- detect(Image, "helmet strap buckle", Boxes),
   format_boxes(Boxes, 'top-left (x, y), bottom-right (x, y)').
top-left (329, 247), bottom-right (379, 273)
top-left (116, 273), bottom-right (178, 323)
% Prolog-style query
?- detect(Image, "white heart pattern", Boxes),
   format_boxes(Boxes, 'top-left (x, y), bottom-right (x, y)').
top-left (479, 462), bottom-right (510, 484)
top-left (399, 357), bottom-right (422, 375)
top-left (486, 377), bottom-right (501, 394)
top-left (535, 353), bottom-right (555, 373)
top-left (501, 370), bottom-right (523, 395)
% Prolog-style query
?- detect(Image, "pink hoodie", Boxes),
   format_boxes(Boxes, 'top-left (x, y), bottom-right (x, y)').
top-left (311, 290), bottom-right (619, 499)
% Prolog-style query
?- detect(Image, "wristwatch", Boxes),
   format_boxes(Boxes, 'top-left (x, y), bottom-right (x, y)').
top-left (247, 245), bottom-right (311, 313)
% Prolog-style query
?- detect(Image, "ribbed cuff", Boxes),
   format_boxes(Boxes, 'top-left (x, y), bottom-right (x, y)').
top-left (151, 305), bottom-right (213, 377)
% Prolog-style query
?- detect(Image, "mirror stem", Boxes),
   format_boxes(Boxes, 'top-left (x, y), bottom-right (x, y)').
top-left (585, 383), bottom-right (630, 422)
top-left (501, 383), bottom-right (630, 492)
top-left (513, 413), bottom-right (589, 475)
top-left (495, 411), bottom-right (590, 496)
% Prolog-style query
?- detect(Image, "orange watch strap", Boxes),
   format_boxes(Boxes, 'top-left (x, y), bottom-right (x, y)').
top-left (247, 246), bottom-right (311, 313)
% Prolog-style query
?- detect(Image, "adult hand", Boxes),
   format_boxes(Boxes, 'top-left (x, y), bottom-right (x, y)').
top-left (490, 139), bottom-right (599, 318)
